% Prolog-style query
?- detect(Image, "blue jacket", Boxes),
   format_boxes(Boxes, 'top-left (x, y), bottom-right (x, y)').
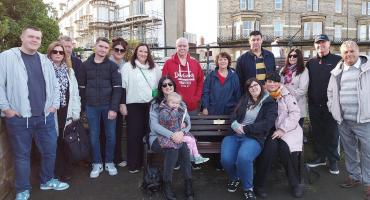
top-left (236, 48), bottom-right (276, 91)
top-left (201, 68), bottom-right (241, 115)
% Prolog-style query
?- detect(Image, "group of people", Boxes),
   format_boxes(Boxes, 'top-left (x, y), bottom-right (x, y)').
top-left (0, 25), bottom-right (369, 200)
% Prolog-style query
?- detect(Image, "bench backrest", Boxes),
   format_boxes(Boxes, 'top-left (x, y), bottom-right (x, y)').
top-left (190, 115), bottom-right (231, 153)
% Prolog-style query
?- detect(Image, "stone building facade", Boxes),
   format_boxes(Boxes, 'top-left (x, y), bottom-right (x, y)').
top-left (218, 0), bottom-right (370, 61)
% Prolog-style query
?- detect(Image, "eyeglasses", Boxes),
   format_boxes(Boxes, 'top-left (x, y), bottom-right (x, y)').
top-left (248, 84), bottom-right (260, 89)
top-left (52, 50), bottom-right (65, 55)
top-left (288, 54), bottom-right (298, 58)
top-left (114, 48), bottom-right (125, 53)
top-left (162, 83), bottom-right (174, 88)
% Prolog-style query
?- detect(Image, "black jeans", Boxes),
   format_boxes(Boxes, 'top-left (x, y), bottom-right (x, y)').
top-left (308, 104), bottom-right (340, 162)
top-left (151, 139), bottom-right (192, 182)
top-left (254, 137), bottom-right (300, 188)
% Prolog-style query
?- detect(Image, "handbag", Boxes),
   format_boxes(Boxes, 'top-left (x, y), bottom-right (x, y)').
top-left (139, 68), bottom-right (158, 98)
top-left (62, 119), bottom-right (90, 162)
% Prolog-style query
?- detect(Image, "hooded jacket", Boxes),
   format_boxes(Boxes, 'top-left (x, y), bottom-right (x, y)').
top-left (201, 68), bottom-right (241, 115)
top-left (327, 55), bottom-right (370, 124)
top-left (78, 54), bottom-right (122, 112)
top-left (275, 86), bottom-right (303, 152)
top-left (0, 47), bottom-right (60, 117)
top-left (162, 53), bottom-right (204, 111)
top-left (232, 92), bottom-right (278, 147)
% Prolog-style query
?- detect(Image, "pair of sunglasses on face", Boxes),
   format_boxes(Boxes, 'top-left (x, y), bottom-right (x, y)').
top-left (162, 83), bottom-right (174, 88)
top-left (288, 54), bottom-right (298, 58)
top-left (114, 48), bottom-right (125, 53)
top-left (52, 50), bottom-right (65, 55)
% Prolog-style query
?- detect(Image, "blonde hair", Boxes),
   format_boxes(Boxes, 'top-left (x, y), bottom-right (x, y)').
top-left (47, 41), bottom-right (72, 73)
top-left (167, 92), bottom-right (182, 104)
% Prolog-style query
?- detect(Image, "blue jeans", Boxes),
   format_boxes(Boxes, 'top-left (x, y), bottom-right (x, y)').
top-left (5, 114), bottom-right (57, 193)
top-left (86, 105), bottom-right (116, 164)
top-left (221, 135), bottom-right (262, 190)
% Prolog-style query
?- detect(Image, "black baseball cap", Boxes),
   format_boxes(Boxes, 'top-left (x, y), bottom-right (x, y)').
top-left (314, 34), bottom-right (330, 43)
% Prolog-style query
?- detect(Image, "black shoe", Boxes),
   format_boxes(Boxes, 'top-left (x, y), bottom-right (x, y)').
top-left (227, 179), bottom-right (240, 192)
top-left (192, 163), bottom-right (201, 170)
top-left (307, 157), bottom-right (326, 168)
top-left (163, 182), bottom-right (176, 200)
top-left (244, 190), bottom-right (257, 200)
top-left (329, 161), bottom-right (340, 175)
top-left (292, 185), bottom-right (304, 198)
top-left (184, 179), bottom-right (194, 200)
top-left (254, 186), bottom-right (267, 198)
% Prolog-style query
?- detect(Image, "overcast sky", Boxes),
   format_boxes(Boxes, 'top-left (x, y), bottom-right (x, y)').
top-left (43, 0), bottom-right (218, 44)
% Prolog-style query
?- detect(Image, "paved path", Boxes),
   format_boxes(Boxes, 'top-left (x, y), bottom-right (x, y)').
top-left (29, 160), bottom-right (364, 200)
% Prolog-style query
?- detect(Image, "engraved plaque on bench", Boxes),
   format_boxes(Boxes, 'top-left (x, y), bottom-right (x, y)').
top-left (213, 119), bottom-right (225, 125)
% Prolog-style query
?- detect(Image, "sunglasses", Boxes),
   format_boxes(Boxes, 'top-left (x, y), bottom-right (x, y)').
top-left (52, 50), bottom-right (65, 55)
top-left (288, 54), bottom-right (298, 58)
top-left (114, 48), bottom-right (125, 53)
top-left (162, 83), bottom-right (174, 88)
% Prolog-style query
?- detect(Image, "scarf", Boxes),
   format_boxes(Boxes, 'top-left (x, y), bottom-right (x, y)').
top-left (284, 64), bottom-right (297, 84)
top-left (269, 88), bottom-right (282, 100)
top-left (53, 62), bottom-right (69, 107)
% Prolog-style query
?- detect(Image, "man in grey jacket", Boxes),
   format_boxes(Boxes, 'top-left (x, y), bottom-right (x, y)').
top-left (0, 26), bottom-right (69, 200)
top-left (327, 40), bottom-right (370, 200)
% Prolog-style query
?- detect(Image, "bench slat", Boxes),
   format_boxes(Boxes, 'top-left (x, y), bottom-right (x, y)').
top-left (191, 120), bottom-right (231, 125)
top-left (192, 131), bottom-right (229, 136)
top-left (191, 125), bottom-right (230, 131)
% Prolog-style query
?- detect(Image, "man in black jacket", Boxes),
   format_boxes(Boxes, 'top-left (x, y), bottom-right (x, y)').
top-left (78, 37), bottom-right (122, 179)
top-left (306, 34), bottom-right (341, 174)
top-left (236, 31), bottom-right (276, 90)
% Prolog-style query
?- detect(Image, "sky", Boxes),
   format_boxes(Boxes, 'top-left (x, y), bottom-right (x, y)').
top-left (43, 0), bottom-right (218, 45)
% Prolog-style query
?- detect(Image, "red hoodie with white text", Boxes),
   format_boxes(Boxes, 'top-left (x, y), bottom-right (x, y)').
top-left (162, 53), bottom-right (204, 111)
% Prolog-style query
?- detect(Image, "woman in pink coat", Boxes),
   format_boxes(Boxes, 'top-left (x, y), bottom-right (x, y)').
top-left (256, 72), bottom-right (304, 198)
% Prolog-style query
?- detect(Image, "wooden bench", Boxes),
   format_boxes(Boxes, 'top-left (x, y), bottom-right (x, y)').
top-left (190, 115), bottom-right (231, 154)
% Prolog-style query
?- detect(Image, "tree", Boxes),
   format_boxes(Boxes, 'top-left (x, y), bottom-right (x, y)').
top-left (0, 0), bottom-right (59, 53)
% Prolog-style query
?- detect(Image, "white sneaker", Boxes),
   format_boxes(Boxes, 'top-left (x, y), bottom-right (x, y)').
top-left (105, 163), bottom-right (118, 176)
top-left (90, 163), bottom-right (103, 178)
top-left (117, 161), bottom-right (127, 167)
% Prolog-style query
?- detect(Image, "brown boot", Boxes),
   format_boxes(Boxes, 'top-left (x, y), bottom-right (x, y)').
top-left (340, 176), bottom-right (360, 188)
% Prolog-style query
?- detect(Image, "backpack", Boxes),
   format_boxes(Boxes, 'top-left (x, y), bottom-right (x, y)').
top-left (141, 166), bottom-right (162, 194)
top-left (62, 120), bottom-right (90, 162)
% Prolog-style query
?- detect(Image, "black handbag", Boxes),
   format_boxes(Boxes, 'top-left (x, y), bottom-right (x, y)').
top-left (62, 120), bottom-right (90, 162)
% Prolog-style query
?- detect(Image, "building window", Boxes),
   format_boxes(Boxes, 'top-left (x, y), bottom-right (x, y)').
top-left (334, 25), bottom-right (342, 40)
top-left (97, 7), bottom-right (109, 22)
top-left (133, 0), bottom-right (145, 15)
top-left (335, 0), bottom-right (342, 13)
top-left (362, 1), bottom-right (367, 15)
top-left (240, 0), bottom-right (254, 10)
top-left (368, 2), bottom-right (370, 15)
top-left (233, 20), bottom-right (259, 38)
top-left (304, 21), bottom-right (322, 39)
top-left (307, 0), bottom-right (319, 11)
top-left (358, 25), bottom-right (367, 41)
top-left (275, 0), bottom-right (282, 10)
top-left (274, 21), bottom-right (283, 37)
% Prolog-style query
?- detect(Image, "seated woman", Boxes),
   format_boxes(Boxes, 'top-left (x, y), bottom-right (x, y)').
top-left (261, 72), bottom-right (304, 198)
top-left (149, 76), bottom-right (194, 200)
top-left (220, 78), bottom-right (278, 200)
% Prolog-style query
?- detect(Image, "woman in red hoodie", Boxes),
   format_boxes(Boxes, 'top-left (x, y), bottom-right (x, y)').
top-left (162, 37), bottom-right (204, 114)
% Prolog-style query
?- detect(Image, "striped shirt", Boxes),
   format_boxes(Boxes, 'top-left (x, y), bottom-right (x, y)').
top-left (255, 56), bottom-right (266, 82)
top-left (340, 64), bottom-right (361, 121)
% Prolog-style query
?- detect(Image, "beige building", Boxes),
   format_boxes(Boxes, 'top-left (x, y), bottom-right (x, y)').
top-left (218, 0), bottom-right (370, 60)
top-left (58, 0), bottom-right (185, 55)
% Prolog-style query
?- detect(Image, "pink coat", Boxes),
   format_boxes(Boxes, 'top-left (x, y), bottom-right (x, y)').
top-left (276, 86), bottom-right (303, 152)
